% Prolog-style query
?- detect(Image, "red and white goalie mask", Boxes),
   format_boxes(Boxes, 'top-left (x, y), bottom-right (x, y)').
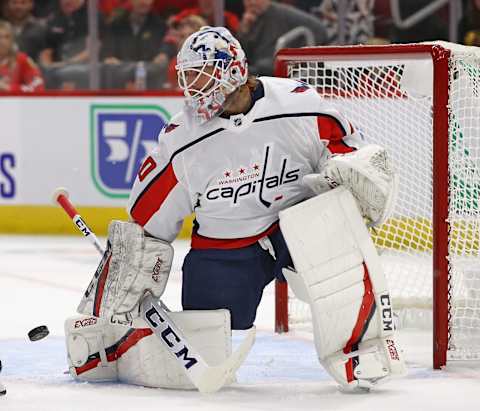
top-left (176, 26), bottom-right (248, 123)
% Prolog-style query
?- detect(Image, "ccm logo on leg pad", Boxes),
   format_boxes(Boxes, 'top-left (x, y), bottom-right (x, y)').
top-left (380, 293), bottom-right (393, 332)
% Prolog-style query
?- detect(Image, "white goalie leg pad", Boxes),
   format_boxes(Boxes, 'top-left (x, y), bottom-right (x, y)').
top-left (279, 186), bottom-right (406, 390)
top-left (119, 309), bottom-right (234, 389)
top-left (65, 315), bottom-right (118, 381)
top-left (77, 220), bottom-right (173, 322)
top-left (65, 309), bottom-right (234, 390)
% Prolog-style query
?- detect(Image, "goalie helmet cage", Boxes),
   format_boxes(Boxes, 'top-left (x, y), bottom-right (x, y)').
top-left (273, 42), bottom-right (480, 369)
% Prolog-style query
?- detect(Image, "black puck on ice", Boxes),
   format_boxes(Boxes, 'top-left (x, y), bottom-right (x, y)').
top-left (0, 360), bottom-right (5, 396)
top-left (28, 325), bottom-right (49, 342)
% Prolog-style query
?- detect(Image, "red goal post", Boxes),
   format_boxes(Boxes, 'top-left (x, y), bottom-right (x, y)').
top-left (273, 43), bottom-right (480, 369)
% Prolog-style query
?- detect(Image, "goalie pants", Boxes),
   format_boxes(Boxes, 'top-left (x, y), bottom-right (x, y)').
top-left (182, 228), bottom-right (292, 330)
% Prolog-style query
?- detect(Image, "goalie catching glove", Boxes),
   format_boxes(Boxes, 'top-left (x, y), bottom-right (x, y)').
top-left (303, 144), bottom-right (398, 227)
top-left (78, 220), bottom-right (173, 323)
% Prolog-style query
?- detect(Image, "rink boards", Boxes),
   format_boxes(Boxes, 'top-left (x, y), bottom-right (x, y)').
top-left (0, 93), bottom-right (194, 236)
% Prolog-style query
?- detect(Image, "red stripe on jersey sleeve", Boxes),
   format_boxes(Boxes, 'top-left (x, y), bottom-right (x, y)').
top-left (317, 116), bottom-right (355, 154)
top-left (130, 163), bottom-right (178, 227)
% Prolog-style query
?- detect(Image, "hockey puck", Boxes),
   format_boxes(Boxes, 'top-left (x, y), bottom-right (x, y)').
top-left (28, 325), bottom-right (49, 342)
top-left (0, 360), bottom-right (5, 396)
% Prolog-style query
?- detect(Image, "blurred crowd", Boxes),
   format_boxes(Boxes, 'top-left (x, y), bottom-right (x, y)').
top-left (0, 0), bottom-right (479, 92)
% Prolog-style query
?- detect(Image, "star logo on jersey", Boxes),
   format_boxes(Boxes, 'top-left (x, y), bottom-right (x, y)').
top-left (90, 104), bottom-right (170, 198)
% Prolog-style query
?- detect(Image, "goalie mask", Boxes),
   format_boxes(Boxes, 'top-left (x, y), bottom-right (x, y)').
top-left (176, 26), bottom-right (248, 123)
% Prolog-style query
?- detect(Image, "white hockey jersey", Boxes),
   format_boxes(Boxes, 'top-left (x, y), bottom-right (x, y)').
top-left (127, 76), bottom-right (362, 248)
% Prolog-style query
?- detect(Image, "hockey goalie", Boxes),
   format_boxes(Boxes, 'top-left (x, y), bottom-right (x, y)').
top-left (64, 25), bottom-right (405, 392)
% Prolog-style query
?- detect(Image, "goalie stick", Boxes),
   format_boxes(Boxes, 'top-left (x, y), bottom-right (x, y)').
top-left (53, 187), bottom-right (255, 393)
top-left (53, 188), bottom-right (104, 255)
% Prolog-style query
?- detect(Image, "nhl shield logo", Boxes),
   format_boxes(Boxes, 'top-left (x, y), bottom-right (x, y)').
top-left (90, 104), bottom-right (170, 198)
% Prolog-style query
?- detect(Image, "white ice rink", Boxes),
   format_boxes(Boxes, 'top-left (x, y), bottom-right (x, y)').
top-left (1, 235), bottom-right (479, 411)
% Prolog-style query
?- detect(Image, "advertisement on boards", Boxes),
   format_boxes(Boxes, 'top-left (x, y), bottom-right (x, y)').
top-left (0, 95), bottom-right (187, 233)
top-left (90, 104), bottom-right (170, 199)
top-left (0, 96), bottom-right (183, 207)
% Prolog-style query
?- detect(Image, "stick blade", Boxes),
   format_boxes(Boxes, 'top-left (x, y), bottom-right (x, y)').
top-left (141, 295), bottom-right (255, 394)
top-left (196, 326), bottom-right (256, 394)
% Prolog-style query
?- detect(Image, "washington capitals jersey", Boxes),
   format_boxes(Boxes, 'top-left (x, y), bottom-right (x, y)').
top-left (127, 77), bottom-right (362, 248)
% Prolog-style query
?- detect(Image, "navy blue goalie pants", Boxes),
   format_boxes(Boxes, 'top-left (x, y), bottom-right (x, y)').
top-left (181, 229), bottom-right (293, 330)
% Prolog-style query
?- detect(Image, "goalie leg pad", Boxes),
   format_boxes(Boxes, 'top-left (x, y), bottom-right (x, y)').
top-left (65, 309), bottom-right (234, 389)
top-left (279, 186), bottom-right (406, 390)
top-left (77, 220), bottom-right (173, 321)
top-left (65, 315), bottom-right (119, 382)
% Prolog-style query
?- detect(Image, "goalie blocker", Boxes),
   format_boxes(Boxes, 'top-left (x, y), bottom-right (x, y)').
top-left (279, 186), bottom-right (406, 390)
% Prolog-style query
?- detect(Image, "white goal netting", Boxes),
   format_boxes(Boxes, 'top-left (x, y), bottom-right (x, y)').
top-left (283, 43), bottom-right (480, 361)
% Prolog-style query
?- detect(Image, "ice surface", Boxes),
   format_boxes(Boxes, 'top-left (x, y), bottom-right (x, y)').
top-left (1, 235), bottom-right (479, 410)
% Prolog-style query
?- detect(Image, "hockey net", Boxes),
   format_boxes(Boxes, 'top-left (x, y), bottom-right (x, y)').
top-left (274, 42), bottom-right (480, 367)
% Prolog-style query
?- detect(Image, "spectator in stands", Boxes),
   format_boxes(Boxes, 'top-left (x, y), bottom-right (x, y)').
top-left (389, 0), bottom-right (448, 43)
top-left (225, 0), bottom-right (244, 18)
top-left (280, 0), bottom-right (311, 12)
top-left (159, 13), bottom-right (207, 89)
top-left (0, 20), bottom-right (44, 91)
top-left (99, 0), bottom-right (131, 23)
top-left (237, 0), bottom-right (326, 76)
top-left (459, 0), bottom-right (480, 46)
top-left (100, 0), bottom-right (195, 23)
top-left (33, 0), bottom-right (57, 20)
top-left (39, 0), bottom-right (99, 66)
top-left (171, 0), bottom-right (240, 33)
top-left (3, 0), bottom-right (46, 61)
top-left (102, 0), bottom-right (166, 64)
top-left (315, 0), bottom-right (375, 45)
top-left (152, 0), bottom-right (196, 18)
